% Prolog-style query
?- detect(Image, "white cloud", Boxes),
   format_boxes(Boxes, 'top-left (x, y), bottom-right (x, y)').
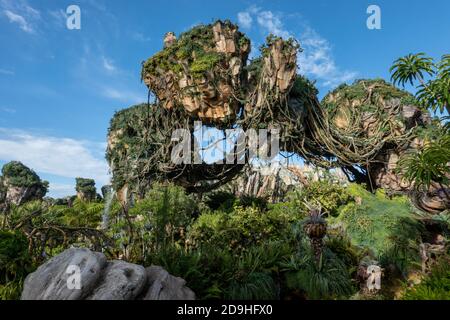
top-left (236, 7), bottom-right (357, 88)
top-left (237, 11), bottom-right (252, 29)
top-left (132, 32), bottom-right (151, 42)
top-left (47, 183), bottom-right (76, 198)
top-left (238, 7), bottom-right (291, 39)
top-left (0, 68), bottom-right (14, 75)
top-left (3, 9), bottom-right (33, 33)
top-left (255, 10), bottom-right (291, 39)
top-left (1, 0), bottom-right (40, 33)
top-left (0, 128), bottom-right (110, 190)
top-left (1, 107), bottom-right (15, 113)
top-left (48, 9), bottom-right (66, 26)
top-left (102, 87), bottom-right (143, 104)
top-left (102, 56), bottom-right (117, 72)
top-left (298, 28), bottom-right (358, 87)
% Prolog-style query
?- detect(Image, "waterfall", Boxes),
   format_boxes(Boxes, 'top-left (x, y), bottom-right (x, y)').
top-left (102, 189), bottom-right (115, 230)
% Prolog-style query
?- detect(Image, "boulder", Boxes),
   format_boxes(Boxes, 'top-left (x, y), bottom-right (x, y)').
top-left (87, 260), bottom-right (147, 300)
top-left (21, 248), bottom-right (107, 300)
top-left (21, 248), bottom-right (195, 300)
top-left (143, 265), bottom-right (195, 300)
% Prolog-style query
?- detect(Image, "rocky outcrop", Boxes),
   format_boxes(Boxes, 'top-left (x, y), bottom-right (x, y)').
top-left (142, 20), bottom-right (251, 123)
top-left (21, 248), bottom-right (195, 300)
top-left (75, 178), bottom-right (97, 202)
top-left (223, 163), bottom-right (347, 202)
top-left (0, 161), bottom-right (48, 207)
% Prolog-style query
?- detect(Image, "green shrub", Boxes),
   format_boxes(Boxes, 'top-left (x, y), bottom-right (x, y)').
top-left (188, 205), bottom-right (300, 251)
top-left (282, 247), bottom-right (356, 300)
top-left (332, 184), bottom-right (423, 274)
top-left (0, 230), bottom-right (32, 284)
top-left (402, 258), bottom-right (450, 300)
top-left (287, 180), bottom-right (352, 217)
top-left (0, 280), bottom-right (23, 300)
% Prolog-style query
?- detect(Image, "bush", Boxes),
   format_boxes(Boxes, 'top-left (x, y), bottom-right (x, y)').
top-left (332, 184), bottom-right (423, 274)
top-left (402, 258), bottom-right (450, 300)
top-left (282, 246), bottom-right (357, 300)
top-left (108, 183), bottom-right (198, 262)
top-left (188, 205), bottom-right (300, 252)
top-left (286, 180), bottom-right (352, 217)
top-left (0, 280), bottom-right (23, 300)
top-left (0, 230), bottom-right (32, 284)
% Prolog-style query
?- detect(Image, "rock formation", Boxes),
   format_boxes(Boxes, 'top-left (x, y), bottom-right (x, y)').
top-left (108, 21), bottom-right (448, 214)
top-left (108, 20), bottom-right (303, 201)
top-left (75, 178), bottom-right (97, 202)
top-left (21, 248), bottom-right (195, 300)
top-left (0, 161), bottom-right (48, 209)
top-left (222, 162), bottom-right (347, 202)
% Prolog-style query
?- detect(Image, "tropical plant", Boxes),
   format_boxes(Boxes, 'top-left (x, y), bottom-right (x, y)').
top-left (282, 247), bottom-right (356, 300)
top-left (402, 258), bottom-right (450, 300)
top-left (390, 53), bottom-right (450, 114)
top-left (397, 130), bottom-right (450, 195)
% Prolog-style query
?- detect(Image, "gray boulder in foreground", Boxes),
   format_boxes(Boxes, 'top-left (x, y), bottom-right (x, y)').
top-left (21, 248), bottom-right (195, 300)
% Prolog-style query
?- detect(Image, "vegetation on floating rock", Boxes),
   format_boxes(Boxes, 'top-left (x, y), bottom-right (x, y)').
top-left (141, 20), bottom-right (249, 81)
top-left (75, 177), bottom-right (97, 201)
top-left (1, 161), bottom-right (47, 189)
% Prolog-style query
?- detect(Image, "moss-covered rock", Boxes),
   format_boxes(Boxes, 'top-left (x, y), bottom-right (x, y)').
top-left (141, 20), bottom-right (251, 123)
top-left (0, 161), bottom-right (48, 206)
top-left (75, 178), bottom-right (97, 202)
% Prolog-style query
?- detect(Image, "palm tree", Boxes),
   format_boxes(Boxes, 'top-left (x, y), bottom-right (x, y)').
top-left (390, 53), bottom-right (450, 115)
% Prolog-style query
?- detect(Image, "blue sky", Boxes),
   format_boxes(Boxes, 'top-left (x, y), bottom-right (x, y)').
top-left (0, 0), bottom-right (449, 197)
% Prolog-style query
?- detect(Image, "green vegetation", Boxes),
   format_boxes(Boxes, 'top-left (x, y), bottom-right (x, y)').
top-left (390, 53), bottom-right (450, 114)
top-left (398, 127), bottom-right (450, 193)
top-left (0, 230), bottom-right (32, 300)
top-left (1, 161), bottom-right (48, 190)
top-left (141, 20), bottom-right (249, 80)
top-left (332, 184), bottom-right (423, 274)
top-left (402, 258), bottom-right (450, 300)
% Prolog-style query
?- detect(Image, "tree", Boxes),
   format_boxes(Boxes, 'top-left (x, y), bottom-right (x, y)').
top-left (397, 129), bottom-right (450, 197)
top-left (390, 53), bottom-right (450, 115)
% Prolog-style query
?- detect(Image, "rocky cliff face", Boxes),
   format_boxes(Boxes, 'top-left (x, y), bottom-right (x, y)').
top-left (223, 163), bottom-right (347, 202)
top-left (142, 20), bottom-right (250, 123)
top-left (75, 177), bottom-right (97, 202)
top-left (0, 161), bottom-right (47, 208)
top-left (21, 248), bottom-right (195, 300)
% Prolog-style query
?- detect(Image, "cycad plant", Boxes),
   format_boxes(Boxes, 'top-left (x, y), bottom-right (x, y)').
top-left (304, 208), bottom-right (327, 263)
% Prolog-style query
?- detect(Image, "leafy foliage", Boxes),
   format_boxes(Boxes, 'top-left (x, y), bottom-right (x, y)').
top-left (332, 184), bottom-right (423, 274)
top-left (390, 53), bottom-right (450, 114)
top-left (397, 130), bottom-right (450, 191)
top-left (288, 180), bottom-right (352, 217)
top-left (187, 204), bottom-right (300, 252)
top-left (0, 231), bottom-right (32, 284)
top-left (402, 258), bottom-right (450, 300)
